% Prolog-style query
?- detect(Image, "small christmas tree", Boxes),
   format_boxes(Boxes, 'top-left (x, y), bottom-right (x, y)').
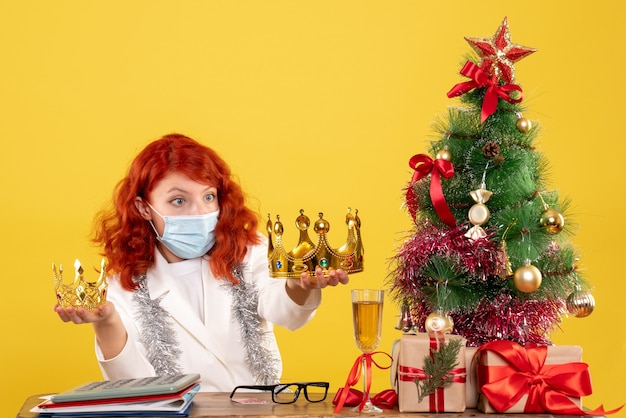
top-left (389, 17), bottom-right (595, 347)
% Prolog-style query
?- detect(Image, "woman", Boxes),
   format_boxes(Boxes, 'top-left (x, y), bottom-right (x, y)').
top-left (54, 133), bottom-right (349, 391)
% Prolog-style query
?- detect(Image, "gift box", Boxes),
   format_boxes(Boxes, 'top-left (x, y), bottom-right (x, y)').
top-left (465, 346), bottom-right (479, 409)
top-left (393, 332), bottom-right (466, 412)
top-left (476, 340), bottom-right (588, 414)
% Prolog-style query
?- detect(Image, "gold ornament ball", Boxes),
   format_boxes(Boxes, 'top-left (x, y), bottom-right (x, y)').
top-left (513, 264), bottom-right (542, 293)
top-left (436, 148), bottom-right (452, 161)
top-left (516, 117), bottom-right (532, 133)
top-left (540, 208), bottom-right (565, 234)
top-left (424, 312), bottom-right (454, 334)
top-left (566, 288), bottom-right (595, 318)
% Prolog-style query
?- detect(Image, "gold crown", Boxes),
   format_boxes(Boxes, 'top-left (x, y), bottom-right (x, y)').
top-left (266, 208), bottom-right (364, 278)
top-left (53, 259), bottom-right (108, 310)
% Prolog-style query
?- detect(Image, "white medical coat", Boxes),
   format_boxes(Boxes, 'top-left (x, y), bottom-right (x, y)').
top-left (96, 235), bottom-right (321, 391)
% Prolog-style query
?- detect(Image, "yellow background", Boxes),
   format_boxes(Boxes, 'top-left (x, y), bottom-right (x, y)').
top-left (1, 1), bottom-right (624, 414)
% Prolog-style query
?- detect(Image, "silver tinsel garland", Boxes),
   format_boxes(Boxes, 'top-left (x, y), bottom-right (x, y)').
top-left (224, 263), bottom-right (280, 385)
top-left (133, 275), bottom-right (182, 375)
top-left (131, 265), bottom-right (279, 383)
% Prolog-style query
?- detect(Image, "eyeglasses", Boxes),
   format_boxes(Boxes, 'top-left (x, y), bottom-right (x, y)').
top-left (229, 382), bottom-right (329, 404)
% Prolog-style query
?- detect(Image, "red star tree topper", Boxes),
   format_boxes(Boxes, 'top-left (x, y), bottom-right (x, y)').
top-left (464, 17), bottom-right (536, 83)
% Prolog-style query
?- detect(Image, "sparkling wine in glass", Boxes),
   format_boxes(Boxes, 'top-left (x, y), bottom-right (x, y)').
top-left (351, 289), bottom-right (384, 413)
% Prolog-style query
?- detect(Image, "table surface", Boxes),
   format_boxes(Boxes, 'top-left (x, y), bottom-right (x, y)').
top-left (17, 392), bottom-right (591, 418)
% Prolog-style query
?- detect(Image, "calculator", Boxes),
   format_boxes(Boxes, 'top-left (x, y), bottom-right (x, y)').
top-left (50, 373), bottom-right (201, 403)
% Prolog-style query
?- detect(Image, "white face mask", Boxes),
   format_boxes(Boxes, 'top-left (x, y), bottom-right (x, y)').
top-left (147, 202), bottom-right (219, 259)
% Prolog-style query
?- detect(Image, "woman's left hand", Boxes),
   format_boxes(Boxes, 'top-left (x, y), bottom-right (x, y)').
top-left (300, 267), bottom-right (349, 288)
top-left (286, 267), bottom-right (349, 304)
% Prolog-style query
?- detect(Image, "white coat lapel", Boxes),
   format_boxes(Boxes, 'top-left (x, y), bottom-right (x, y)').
top-left (147, 253), bottom-right (228, 364)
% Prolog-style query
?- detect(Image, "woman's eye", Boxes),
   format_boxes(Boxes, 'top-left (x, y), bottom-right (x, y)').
top-left (204, 193), bottom-right (215, 202)
top-left (171, 198), bottom-right (185, 206)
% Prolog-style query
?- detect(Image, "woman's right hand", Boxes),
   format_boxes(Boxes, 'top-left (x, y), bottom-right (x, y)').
top-left (54, 301), bottom-right (117, 325)
top-left (54, 301), bottom-right (128, 359)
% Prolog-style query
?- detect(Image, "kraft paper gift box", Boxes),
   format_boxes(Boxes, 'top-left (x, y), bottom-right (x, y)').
top-left (394, 332), bottom-right (467, 413)
top-left (476, 341), bottom-right (585, 414)
top-left (465, 346), bottom-right (479, 409)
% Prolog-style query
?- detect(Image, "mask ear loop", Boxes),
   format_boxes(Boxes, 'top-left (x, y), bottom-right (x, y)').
top-left (148, 220), bottom-right (163, 240)
top-left (142, 200), bottom-right (164, 240)
top-left (145, 201), bottom-right (166, 219)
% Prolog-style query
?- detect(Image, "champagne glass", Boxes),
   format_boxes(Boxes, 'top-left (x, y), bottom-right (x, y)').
top-left (351, 289), bottom-right (384, 413)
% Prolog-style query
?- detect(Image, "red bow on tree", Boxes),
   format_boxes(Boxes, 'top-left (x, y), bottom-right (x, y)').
top-left (407, 154), bottom-right (456, 227)
top-left (447, 61), bottom-right (523, 123)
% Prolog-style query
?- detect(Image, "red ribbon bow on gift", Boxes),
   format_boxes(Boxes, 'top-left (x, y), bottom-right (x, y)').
top-left (408, 154), bottom-right (456, 227)
top-left (477, 340), bottom-right (623, 415)
top-left (447, 61), bottom-right (523, 123)
top-left (333, 351), bottom-right (393, 413)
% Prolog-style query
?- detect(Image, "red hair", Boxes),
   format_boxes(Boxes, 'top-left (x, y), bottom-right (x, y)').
top-left (92, 133), bottom-right (260, 291)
